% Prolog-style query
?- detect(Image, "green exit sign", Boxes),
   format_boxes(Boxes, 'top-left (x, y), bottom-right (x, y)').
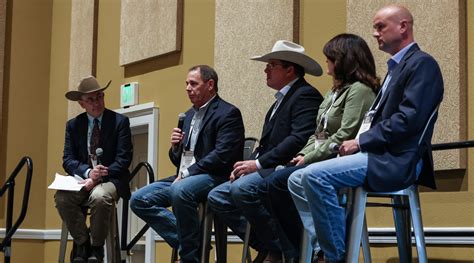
top-left (120, 82), bottom-right (138, 108)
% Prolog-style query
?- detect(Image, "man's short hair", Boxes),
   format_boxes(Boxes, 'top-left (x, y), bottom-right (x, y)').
top-left (189, 65), bottom-right (219, 92)
top-left (280, 60), bottom-right (305, 77)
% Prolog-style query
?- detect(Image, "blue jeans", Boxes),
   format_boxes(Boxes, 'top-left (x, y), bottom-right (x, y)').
top-left (207, 172), bottom-right (280, 252)
top-left (130, 174), bottom-right (226, 263)
top-left (288, 167), bottom-right (322, 254)
top-left (289, 152), bottom-right (369, 262)
top-left (258, 165), bottom-right (306, 258)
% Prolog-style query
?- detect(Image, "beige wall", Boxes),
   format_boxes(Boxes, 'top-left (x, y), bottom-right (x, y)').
top-left (0, 0), bottom-right (53, 262)
top-left (1, 0), bottom-right (52, 232)
top-left (300, 0), bottom-right (347, 94)
top-left (0, 0), bottom-right (472, 262)
top-left (468, 0), bottom-right (474, 196)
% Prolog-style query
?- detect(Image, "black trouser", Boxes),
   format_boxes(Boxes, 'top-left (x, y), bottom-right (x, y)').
top-left (257, 165), bottom-right (307, 259)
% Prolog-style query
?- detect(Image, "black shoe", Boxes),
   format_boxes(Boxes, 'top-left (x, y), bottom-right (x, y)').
top-left (88, 246), bottom-right (104, 263)
top-left (71, 241), bottom-right (90, 263)
top-left (253, 250), bottom-right (268, 263)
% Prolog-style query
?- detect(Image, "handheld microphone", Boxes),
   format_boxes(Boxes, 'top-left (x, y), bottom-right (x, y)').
top-left (95, 148), bottom-right (103, 165)
top-left (95, 148), bottom-right (108, 182)
top-left (176, 113), bottom-right (187, 152)
top-left (177, 113), bottom-right (186, 132)
top-left (175, 113), bottom-right (186, 176)
top-left (329, 143), bottom-right (340, 153)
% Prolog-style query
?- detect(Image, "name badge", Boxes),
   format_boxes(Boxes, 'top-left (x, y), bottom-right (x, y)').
top-left (356, 110), bottom-right (375, 139)
top-left (314, 131), bottom-right (328, 149)
top-left (178, 151), bottom-right (196, 178)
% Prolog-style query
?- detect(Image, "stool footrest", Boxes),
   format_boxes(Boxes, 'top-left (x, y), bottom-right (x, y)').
top-left (366, 202), bottom-right (408, 209)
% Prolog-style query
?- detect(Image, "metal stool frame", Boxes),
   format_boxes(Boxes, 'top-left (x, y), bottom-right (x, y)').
top-left (58, 202), bottom-right (120, 263)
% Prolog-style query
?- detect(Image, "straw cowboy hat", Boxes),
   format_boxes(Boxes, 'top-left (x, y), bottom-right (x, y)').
top-left (65, 75), bottom-right (111, 101)
top-left (251, 40), bottom-right (323, 77)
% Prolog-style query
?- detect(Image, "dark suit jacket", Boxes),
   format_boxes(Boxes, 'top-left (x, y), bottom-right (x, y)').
top-left (169, 96), bottom-right (245, 177)
top-left (359, 44), bottom-right (444, 192)
top-left (63, 108), bottom-right (133, 199)
top-left (254, 77), bottom-right (323, 177)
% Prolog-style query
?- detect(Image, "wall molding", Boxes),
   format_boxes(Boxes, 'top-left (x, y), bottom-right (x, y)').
top-left (2, 227), bottom-right (473, 245)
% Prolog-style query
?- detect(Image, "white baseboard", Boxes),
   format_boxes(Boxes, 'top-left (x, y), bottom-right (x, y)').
top-left (1, 227), bottom-right (473, 245)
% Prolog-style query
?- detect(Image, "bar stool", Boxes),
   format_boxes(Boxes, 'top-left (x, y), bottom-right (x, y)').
top-left (297, 188), bottom-right (371, 263)
top-left (240, 223), bottom-right (252, 263)
top-left (297, 185), bottom-right (428, 263)
top-left (345, 105), bottom-right (440, 263)
top-left (58, 203), bottom-right (120, 263)
top-left (345, 184), bottom-right (427, 263)
top-left (298, 225), bottom-right (372, 263)
top-left (171, 137), bottom-right (258, 263)
top-left (170, 202), bottom-right (228, 263)
top-left (200, 201), bottom-right (228, 263)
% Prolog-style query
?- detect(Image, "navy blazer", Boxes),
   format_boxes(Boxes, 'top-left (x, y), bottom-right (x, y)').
top-left (254, 77), bottom-right (323, 177)
top-left (63, 108), bottom-right (133, 199)
top-left (169, 96), bottom-right (245, 177)
top-left (359, 44), bottom-right (444, 192)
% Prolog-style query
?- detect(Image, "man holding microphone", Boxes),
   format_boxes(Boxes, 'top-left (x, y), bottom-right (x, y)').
top-left (55, 75), bottom-right (133, 263)
top-left (130, 65), bottom-right (245, 263)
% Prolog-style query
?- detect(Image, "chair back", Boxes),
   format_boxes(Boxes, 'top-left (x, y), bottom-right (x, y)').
top-left (418, 104), bottom-right (440, 146)
top-left (243, 137), bottom-right (258, 160)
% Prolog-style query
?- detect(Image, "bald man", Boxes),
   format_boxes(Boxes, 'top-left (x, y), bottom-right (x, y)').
top-left (288, 5), bottom-right (443, 262)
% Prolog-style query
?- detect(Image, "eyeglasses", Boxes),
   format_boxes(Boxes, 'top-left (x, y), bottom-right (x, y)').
top-left (81, 92), bottom-right (104, 104)
top-left (266, 62), bottom-right (284, 70)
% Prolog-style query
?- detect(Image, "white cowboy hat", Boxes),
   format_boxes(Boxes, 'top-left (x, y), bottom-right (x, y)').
top-left (251, 40), bottom-right (322, 77)
top-left (65, 75), bottom-right (111, 101)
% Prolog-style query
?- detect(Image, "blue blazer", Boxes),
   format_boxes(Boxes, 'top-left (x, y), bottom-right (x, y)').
top-left (359, 44), bottom-right (444, 192)
top-left (254, 77), bottom-right (323, 177)
top-left (63, 108), bottom-right (133, 199)
top-left (169, 96), bottom-right (245, 177)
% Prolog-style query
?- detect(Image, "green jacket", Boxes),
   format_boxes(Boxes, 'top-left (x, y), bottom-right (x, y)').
top-left (299, 81), bottom-right (375, 163)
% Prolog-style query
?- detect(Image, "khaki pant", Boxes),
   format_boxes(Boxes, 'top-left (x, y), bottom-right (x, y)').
top-left (55, 182), bottom-right (118, 246)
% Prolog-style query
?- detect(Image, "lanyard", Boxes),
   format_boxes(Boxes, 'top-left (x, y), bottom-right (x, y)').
top-left (185, 114), bottom-right (198, 151)
top-left (317, 89), bottom-right (339, 133)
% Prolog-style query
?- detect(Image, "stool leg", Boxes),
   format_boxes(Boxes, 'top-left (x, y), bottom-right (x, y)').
top-left (114, 212), bottom-right (122, 263)
top-left (214, 215), bottom-right (227, 263)
top-left (299, 229), bottom-right (312, 263)
top-left (392, 196), bottom-right (412, 263)
top-left (200, 203), bottom-right (213, 263)
top-left (171, 248), bottom-right (179, 263)
top-left (361, 217), bottom-right (372, 263)
top-left (408, 187), bottom-right (427, 263)
top-left (241, 222), bottom-right (251, 263)
top-left (346, 187), bottom-right (367, 263)
top-left (171, 202), bottom-right (181, 263)
top-left (106, 205), bottom-right (118, 263)
top-left (120, 199), bottom-right (129, 263)
top-left (58, 221), bottom-right (69, 263)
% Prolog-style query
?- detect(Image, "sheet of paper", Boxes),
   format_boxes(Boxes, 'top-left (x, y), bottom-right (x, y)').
top-left (48, 173), bottom-right (84, 191)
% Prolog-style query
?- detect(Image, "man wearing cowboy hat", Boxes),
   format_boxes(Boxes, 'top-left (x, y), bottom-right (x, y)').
top-left (208, 40), bottom-right (324, 262)
top-left (55, 75), bottom-right (133, 263)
